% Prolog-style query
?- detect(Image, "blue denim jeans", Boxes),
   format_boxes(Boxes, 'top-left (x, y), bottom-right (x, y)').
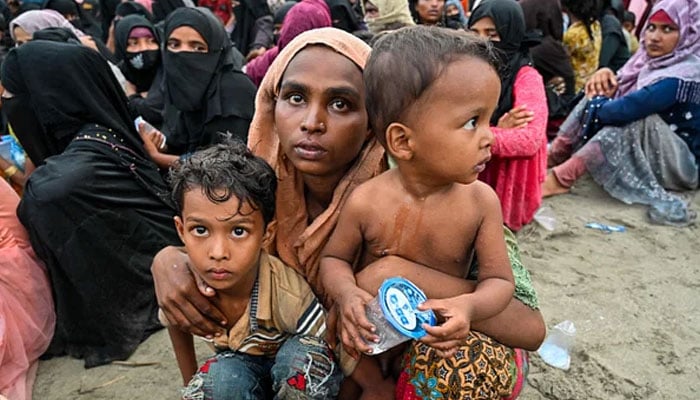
top-left (182, 335), bottom-right (342, 400)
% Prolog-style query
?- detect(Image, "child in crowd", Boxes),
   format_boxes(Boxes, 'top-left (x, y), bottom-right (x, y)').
top-left (163, 140), bottom-right (343, 399)
top-left (622, 10), bottom-right (640, 54)
top-left (320, 26), bottom-right (516, 397)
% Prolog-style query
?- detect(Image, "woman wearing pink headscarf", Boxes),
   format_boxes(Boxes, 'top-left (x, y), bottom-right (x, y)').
top-left (244, 0), bottom-right (331, 86)
top-left (544, 0), bottom-right (700, 226)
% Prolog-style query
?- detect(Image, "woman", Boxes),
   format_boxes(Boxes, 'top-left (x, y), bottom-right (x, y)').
top-left (0, 179), bottom-right (55, 400)
top-left (544, 0), bottom-right (700, 226)
top-left (363, 0), bottom-right (415, 34)
top-left (520, 0), bottom-right (577, 128)
top-left (152, 27), bottom-right (544, 398)
top-left (113, 14), bottom-right (165, 127)
top-left (2, 40), bottom-right (180, 367)
top-left (142, 7), bottom-right (256, 168)
top-left (409, 0), bottom-right (446, 26)
top-left (468, 0), bottom-right (549, 231)
top-left (244, 0), bottom-right (331, 87)
top-left (8, 9), bottom-right (126, 87)
top-left (561, 0), bottom-right (603, 92)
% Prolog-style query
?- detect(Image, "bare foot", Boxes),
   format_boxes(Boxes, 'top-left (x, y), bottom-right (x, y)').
top-left (542, 171), bottom-right (570, 197)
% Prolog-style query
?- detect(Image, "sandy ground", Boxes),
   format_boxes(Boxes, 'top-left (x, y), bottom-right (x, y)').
top-left (33, 176), bottom-right (700, 400)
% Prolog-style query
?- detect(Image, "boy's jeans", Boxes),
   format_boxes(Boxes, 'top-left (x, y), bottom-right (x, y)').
top-left (182, 335), bottom-right (342, 400)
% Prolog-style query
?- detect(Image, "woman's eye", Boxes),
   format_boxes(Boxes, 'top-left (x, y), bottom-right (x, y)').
top-left (127, 39), bottom-right (138, 46)
top-left (192, 226), bottom-right (208, 236)
top-left (330, 99), bottom-right (348, 111)
top-left (195, 45), bottom-right (207, 53)
top-left (288, 94), bottom-right (304, 105)
top-left (232, 227), bottom-right (247, 237)
top-left (463, 117), bottom-right (478, 130)
top-left (166, 40), bottom-right (178, 49)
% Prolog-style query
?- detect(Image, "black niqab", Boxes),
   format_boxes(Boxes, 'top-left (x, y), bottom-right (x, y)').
top-left (114, 15), bottom-right (161, 92)
top-left (230, 0), bottom-right (271, 53)
top-left (162, 7), bottom-right (254, 152)
top-left (469, 0), bottom-right (533, 124)
top-left (1, 41), bottom-right (145, 165)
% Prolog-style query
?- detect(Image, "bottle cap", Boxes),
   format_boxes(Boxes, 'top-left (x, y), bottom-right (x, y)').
top-left (378, 277), bottom-right (436, 339)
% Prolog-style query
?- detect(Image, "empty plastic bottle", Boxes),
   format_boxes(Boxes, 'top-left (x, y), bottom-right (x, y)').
top-left (537, 320), bottom-right (576, 370)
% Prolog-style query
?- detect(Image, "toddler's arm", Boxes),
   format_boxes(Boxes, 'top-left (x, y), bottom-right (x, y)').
top-left (319, 191), bottom-right (378, 355)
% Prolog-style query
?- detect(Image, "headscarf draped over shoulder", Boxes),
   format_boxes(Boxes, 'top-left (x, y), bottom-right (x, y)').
top-left (248, 27), bottom-right (386, 289)
top-left (616, 0), bottom-right (700, 99)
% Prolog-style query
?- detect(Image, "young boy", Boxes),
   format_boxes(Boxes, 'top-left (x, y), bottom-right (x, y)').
top-left (164, 140), bottom-right (343, 399)
top-left (319, 26), bottom-right (516, 396)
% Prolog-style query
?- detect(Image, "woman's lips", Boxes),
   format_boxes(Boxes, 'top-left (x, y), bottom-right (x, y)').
top-left (294, 139), bottom-right (327, 160)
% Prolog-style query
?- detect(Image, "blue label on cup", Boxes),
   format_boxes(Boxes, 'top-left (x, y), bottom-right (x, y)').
top-left (378, 277), bottom-right (436, 339)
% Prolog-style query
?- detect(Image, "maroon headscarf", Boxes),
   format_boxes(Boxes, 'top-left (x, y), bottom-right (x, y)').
top-left (245, 0), bottom-right (331, 86)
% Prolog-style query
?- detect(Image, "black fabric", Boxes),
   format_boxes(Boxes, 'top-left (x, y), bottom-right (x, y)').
top-left (43, 0), bottom-right (103, 39)
top-left (2, 41), bottom-right (143, 165)
top-left (152, 0), bottom-right (186, 22)
top-left (127, 68), bottom-right (166, 127)
top-left (31, 26), bottom-right (80, 42)
top-left (469, 0), bottom-right (534, 124)
top-left (230, 0), bottom-right (271, 53)
top-left (3, 41), bottom-right (179, 367)
top-left (273, 1), bottom-right (296, 25)
top-left (99, 0), bottom-right (120, 40)
top-left (325, 0), bottom-right (360, 32)
top-left (115, 1), bottom-right (153, 20)
top-left (114, 14), bottom-right (161, 92)
top-left (599, 13), bottom-right (630, 72)
top-left (163, 7), bottom-right (255, 153)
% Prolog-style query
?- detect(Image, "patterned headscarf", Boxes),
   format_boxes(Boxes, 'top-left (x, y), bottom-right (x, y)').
top-left (616, 0), bottom-right (700, 99)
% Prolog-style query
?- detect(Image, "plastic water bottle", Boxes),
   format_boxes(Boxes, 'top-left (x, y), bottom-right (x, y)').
top-left (537, 320), bottom-right (576, 370)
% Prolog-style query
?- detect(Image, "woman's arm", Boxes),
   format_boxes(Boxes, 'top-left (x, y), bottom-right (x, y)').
top-left (490, 67), bottom-right (549, 158)
top-left (596, 78), bottom-right (679, 126)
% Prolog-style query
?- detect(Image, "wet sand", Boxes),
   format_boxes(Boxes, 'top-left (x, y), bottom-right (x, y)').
top-left (34, 176), bottom-right (700, 399)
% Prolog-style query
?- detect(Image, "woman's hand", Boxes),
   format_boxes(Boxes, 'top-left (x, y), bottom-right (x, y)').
top-left (496, 105), bottom-right (534, 129)
top-left (151, 246), bottom-right (227, 338)
top-left (585, 68), bottom-right (618, 98)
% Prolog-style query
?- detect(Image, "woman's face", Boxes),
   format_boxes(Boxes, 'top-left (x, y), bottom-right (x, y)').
top-left (166, 26), bottom-right (208, 53)
top-left (274, 46), bottom-right (369, 180)
top-left (13, 26), bottom-right (31, 47)
top-left (364, 0), bottom-right (379, 19)
top-left (415, 0), bottom-right (445, 25)
top-left (643, 20), bottom-right (680, 58)
top-left (469, 16), bottom-right (501, 41)
top-left (126, 31), bottom-right (159, 52)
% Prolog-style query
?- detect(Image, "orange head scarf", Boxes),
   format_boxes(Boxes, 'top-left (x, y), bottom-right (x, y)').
top-left (247, 28), bottom-right (386, 293)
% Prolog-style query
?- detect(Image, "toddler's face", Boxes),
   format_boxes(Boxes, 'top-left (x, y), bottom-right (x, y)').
top-left (175, 188), bottom-right (272, 294)
top-left (405, 56), bottom-right (499, 185)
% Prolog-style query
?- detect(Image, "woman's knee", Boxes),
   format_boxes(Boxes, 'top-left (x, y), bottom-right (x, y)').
top-left (271, 335), bottom-right (343, 399)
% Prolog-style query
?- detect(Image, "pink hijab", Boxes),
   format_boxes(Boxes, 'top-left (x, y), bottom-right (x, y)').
top-left (245, 0), bottom-right (331, 86)
top-left (616, 0), bottom-right (700, 97)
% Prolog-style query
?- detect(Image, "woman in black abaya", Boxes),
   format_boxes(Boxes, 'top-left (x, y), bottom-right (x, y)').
top-left (141, 7), bottom-right (256, 168)
top-left (114, 14), bottom-right (166, 127)
top-left (1, 41), bottom-right (180, 368)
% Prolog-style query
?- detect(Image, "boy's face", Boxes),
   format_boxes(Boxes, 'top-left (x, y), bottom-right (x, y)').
top-left (622, 21), bottom-right (635, 33)
top-left (403, 56), bottom-right (499, 185)
top-left (175, 188), bottom-right (274, 294)
top-left (275, 46), bottom-right (369, 181)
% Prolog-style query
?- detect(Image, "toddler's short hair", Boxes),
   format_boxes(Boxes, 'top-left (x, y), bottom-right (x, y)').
top-left (170, 139), bottom-right (277, 226)
top-left (365, 26), bottom-right (500, 146)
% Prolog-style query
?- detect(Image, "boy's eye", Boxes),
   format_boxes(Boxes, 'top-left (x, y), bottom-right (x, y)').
top-left (192, 226), bottom-right (208, 237)
top-left (463, 117), bottom-right (478, 130)
top-left (232, 227), bottom-right (247, 237)
top-left (287, 94), bottom-right (304, 105)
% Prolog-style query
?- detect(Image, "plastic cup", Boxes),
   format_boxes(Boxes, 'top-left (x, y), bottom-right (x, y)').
top-left (364, 277), bottom-right (436, 355)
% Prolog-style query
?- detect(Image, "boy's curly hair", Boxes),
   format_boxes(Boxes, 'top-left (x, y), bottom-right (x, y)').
top-left (169, 139), bottom-right (277, 226)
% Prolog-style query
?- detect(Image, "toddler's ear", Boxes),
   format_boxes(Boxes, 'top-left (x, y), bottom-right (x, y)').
top-left (385, 122), bottom-right (414, 161)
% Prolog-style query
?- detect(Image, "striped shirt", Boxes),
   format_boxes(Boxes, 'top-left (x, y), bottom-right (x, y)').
top-left (211, 252), bottom-right (326, 357)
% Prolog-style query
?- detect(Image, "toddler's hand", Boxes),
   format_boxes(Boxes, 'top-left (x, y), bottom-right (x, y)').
top-left (497, 105), bottom-right (534, 129)
top-left (417, 296), bottom-right (473, 358)
top-left (336, 286), bottom-right (379, 358)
